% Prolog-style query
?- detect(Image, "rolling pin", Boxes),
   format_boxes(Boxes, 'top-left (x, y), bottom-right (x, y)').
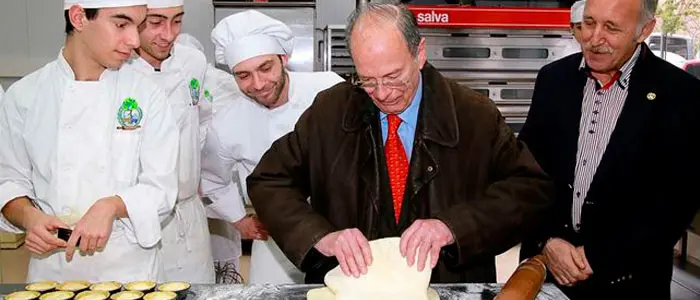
top-left (495, 254), bottom-right (548, 300)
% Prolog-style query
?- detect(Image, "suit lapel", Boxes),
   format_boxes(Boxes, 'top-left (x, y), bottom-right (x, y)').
top-left (562, 58), bottom-right (588, 187)
top-left (586, 46), bottom-right (657, 200)
top-left (395, 67), bottom-right (453, 230)
top-left (358, 107), bottom-right (382, 218)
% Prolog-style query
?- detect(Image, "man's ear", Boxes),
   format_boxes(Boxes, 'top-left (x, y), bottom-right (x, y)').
top-left (636, 19), bottom-right (656, 43)
top-left (417, 37), bottom-right (427, 69)
top-left (280, 54), bottom-right (289, 69)
top-left (68, 5), bottom-right (89, 33)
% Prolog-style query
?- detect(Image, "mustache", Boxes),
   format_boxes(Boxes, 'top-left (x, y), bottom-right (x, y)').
top-left (585, 45), bottom-right (614, 54)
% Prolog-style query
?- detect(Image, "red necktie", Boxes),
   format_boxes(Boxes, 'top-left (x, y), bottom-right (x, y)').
top-left (385, 114), bottom-right (409, 223)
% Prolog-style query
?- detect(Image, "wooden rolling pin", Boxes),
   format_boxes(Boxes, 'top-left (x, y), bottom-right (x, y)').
top-left (495, 254), bottom-right (548, 300)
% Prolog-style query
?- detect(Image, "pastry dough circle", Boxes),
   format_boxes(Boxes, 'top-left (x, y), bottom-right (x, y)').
top-left (306, 237), bottom-right (439, 300)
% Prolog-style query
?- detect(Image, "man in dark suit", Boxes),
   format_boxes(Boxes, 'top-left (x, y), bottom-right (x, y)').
top-left (519, 0), bottom-right (700, 299)
top-left (247, 3), bottom-right (552, 284)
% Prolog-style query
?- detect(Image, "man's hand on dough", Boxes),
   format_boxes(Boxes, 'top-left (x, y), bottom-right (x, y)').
top-left (400, 219), bottom-right (454, 272)
top-left (314, 228), bottom-right (373, 278)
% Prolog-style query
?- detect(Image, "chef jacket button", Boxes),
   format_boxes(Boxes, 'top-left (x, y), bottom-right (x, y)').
top-left (427, 166), bottom-right (434, 172)
top-left (610, 281), bottom-right (615, 285)
top-left (564, 224), bottom-right (569, 228)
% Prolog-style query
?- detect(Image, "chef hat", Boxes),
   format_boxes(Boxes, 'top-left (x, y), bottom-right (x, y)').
top-left (570, 0), bottom-right (586, 24)
top-left (147, 0), bottom-right (184, 8)
top-left (211, 10), bottom-right (294, 70)
top-left (177, 33), bottom-right (204, 53)
top-left (64, 0), bottom-right (148, 10)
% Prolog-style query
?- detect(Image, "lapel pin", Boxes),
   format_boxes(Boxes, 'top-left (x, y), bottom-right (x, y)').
top-left (647, 92), bottom-right (656, 101)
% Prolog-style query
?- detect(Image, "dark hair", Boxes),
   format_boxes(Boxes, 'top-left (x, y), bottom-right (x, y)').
top-left (65, 8), bottom-right (99, 35)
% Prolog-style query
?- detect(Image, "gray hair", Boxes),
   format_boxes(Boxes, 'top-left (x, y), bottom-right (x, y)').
top-left (637, 0), bottom-right (658, 34)
top-left (345, 3), bottom-right (421, 57)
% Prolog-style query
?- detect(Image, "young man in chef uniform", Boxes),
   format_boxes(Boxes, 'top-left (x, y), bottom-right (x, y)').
top-left (0, 0), bottom-right (179, 282)
top-left (175, 33), bottom-right (244, 282)
top-left (126, 0), bottom-right (215, 283)
top-left (201, 10), bottom-right (345, 284)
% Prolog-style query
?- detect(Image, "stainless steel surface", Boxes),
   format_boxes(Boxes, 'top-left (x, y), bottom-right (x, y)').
top-left (213, 1), bottom-right (314, 8)
top-left (422, 28), bottom-right (576, 73)
top-left (320, 25), bottom-right (579, 132)
top-left (214, 7), bottom-right (316, 72)
top-left (0, 284), bottom-right (571, 300)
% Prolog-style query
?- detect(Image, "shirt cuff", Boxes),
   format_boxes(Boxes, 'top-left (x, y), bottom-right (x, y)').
top-left (0, 182), bottom-right (34, 233)
top-left (117, 190), bottom-right (163, 248)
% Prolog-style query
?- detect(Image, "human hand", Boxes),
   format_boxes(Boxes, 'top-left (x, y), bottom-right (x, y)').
top-left (543, 238), bottom-right (590, 286)
top-left (314, 228), bottom-right (372, 278)
top-left (232, 215), bottom-right (268, 240)
top-left (400, 219), bottom-right (454, 272)
top-left (22, 207), bottom-right (68, 256)
top-left (576, 246), bottom-right (593, 276)
top-left (65, 197), bottom-right (120, 261)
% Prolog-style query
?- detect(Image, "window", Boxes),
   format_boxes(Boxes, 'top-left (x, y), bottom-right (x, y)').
top-left (648, 36), bottom-right (693, 60)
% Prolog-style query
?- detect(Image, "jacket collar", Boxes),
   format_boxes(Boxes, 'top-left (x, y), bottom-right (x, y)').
top-left (341, 63), bottom-right (459, 147)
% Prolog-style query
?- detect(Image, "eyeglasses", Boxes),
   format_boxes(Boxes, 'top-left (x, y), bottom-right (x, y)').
top-left (353, 77), bottom-right (410, 91)
top-left (350, 57), bottom-right (421, 92)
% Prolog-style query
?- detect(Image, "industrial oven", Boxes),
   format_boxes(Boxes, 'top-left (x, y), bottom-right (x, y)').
top-left (322, 0), bottom-right (578, 133)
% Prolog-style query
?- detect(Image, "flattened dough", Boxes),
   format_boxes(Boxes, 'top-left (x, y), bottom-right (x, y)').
top-left (306, 237), bottom-right (439, 300)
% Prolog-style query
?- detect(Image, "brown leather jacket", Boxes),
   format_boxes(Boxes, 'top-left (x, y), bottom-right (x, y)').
top-left (247, 64), bottom-right (553, 283)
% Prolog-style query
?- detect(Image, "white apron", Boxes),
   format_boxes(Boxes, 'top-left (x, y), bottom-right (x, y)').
top-left (201, 71), bottom-right (344, 284)
top-left (0, 51), bottom-right (180, 282)
top-left (127, 44), bottom-right (215, 283)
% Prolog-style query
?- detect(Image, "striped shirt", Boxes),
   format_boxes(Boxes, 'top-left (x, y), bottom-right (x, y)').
top-left (571, 46), bottom-right (642, 231)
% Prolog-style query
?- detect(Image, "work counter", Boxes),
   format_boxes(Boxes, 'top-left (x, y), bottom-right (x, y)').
top-left (0, 283), bottom-right (570, 299)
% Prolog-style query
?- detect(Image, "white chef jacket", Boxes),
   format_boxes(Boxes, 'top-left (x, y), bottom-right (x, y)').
top-left (198, 64), bottom-right (243, 277)
top-left (204, 65), bottom-right (241, 116)
top-left (201, 71), bottom-right (344, 284)
top-left (0, 85), bottom-right (4, 103)
top-left (127, 43), bottom-right (215, 283)
top-left (0, 51), bottom-right (179, 282)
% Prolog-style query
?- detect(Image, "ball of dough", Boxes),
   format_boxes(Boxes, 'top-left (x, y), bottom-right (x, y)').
top-left (306, 237), bottom-right (439, 300)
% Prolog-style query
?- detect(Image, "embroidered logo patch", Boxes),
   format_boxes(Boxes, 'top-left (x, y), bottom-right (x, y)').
top-left (204, 89), bottom-right (213, 103)
top-left (189, 78), bottom-right (201, 105)
top-left (117, 97), bottom-right (143, 130)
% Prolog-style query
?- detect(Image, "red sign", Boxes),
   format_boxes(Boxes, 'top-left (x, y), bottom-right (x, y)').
top-left (407, 6), bottom-right (571, 30)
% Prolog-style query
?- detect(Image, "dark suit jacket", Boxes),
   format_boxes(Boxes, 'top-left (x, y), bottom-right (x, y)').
top-left (519, 44), bottom-right (700, 299)
top-left (247, 64), bottom-right (553, 284)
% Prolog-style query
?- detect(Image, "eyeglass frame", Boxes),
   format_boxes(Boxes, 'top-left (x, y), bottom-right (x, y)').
top-left (350, 58), bottom-right (420, 92)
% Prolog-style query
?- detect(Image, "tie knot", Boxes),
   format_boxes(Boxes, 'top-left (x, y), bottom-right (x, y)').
top-left (387, 114), bottom-right (401, 132)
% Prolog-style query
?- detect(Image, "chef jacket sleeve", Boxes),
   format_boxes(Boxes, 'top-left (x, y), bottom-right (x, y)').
top-left (0, 85), bottom-right (35, 233)
top-left (116, 87), bottom-right (180, 248)
top-left (200, 111), bottom-right (247, 223)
